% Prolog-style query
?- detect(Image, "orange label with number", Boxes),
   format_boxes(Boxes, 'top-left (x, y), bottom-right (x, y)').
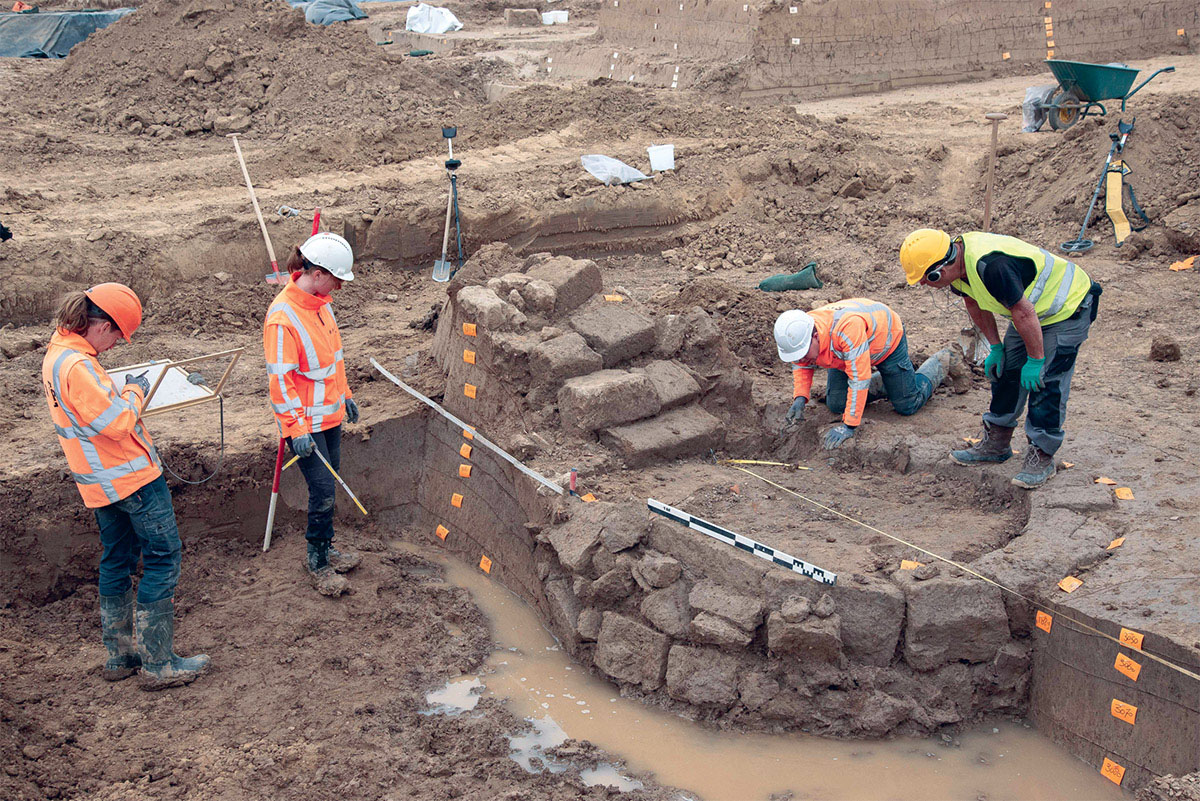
top-left (1100, 759), bottom-right (1125, 786)
top-left (1036, 611), bottom-right (1053, 633)
top-left (451, 493), bottom-right (463, 508)
top-left (1107, 537), bottom-right (1125, 550)
top-left (900, 560), bottom-right (924, 570)
top-left (435, 524), bottom-right (449, 540)
top-left (462, 428), bottom-right (474, 440)
top-left (1111, 699), bottom-right (1137, 725)
top-left (459, 464), bottom-right (472, 478)
top-left (604, 294), bottom-right (624, 302)
top-left (464, 383), bottom-right (477, 399)
top-left (581, 493), bottom-right (597, 502)
top-left (459, 443), bottom-right (472, 459)
top-left (479, 555), bottom-right (492, 574)
top-left (463, 349), bottom-right (476, 364)
top-left (1119, 628), bottom-right (1144, 651)
top-left (1114, 653), bottom-right (1141, 681)
top-left (462, 323), bottom-right (477, 337)
top-left (1058, 576), bottom-right (1082, 593)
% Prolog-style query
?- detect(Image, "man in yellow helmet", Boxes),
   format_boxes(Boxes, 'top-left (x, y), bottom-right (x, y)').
top-left (899, 229), bottom-right (1101, 488)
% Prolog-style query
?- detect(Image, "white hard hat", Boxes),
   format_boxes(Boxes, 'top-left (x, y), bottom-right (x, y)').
top-left (774, 309), bottom-right (815, 362)
top-left (299, 232), bottom-right (355, 281)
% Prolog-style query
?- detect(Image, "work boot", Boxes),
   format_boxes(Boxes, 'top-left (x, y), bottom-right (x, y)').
top-left (867, 370), bottom-right (885, 400)
top-left (1011, 443), bottom-right (1057, 489)
top-left (949, 422), bottom-right (1014, 465)
top-left (916, 348), bottom-right (954, 390)
top-left (307, 540), bottom-right (350, 596)
top-left (135, 597), bottom-right (210, 690)
top-left (327, 543), bottom-right (361, 574)
top-left (99, 589), bottom-right (140, 681)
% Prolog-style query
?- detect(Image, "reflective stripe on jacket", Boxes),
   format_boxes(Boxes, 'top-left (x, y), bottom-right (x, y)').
top-left (263, 272), bottom-right (351, 438)
top-left (791, 298), bottom-right (903, 427)
top-left (953, 232), bottom-right (1093, 326)
top-left (41, 330), bottom-right (162, 508)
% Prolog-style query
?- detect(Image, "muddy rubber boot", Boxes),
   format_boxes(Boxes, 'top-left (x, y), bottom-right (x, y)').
top-left (307, 540), bottom-right (350, 596)
top-left (327, 543), bottom-right (361, 574)
top-left (949, 422), bottom-right (1014, 465)
top-left (136, 597), bottom-right (210, 690)
top-left (916, 347), bottom-right (954, 390)
top-left (99, 589), bottom-right (140, 681)
top-left (1011, 443), bottom-right (1057, 489)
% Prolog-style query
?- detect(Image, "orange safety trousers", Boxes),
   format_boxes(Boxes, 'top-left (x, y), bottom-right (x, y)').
top-left (791, 298), bottom-right (904, 427)
top-left (263, 273), bottom-right (351, 439)
top-left (42, 331), bottom-right (162, 508)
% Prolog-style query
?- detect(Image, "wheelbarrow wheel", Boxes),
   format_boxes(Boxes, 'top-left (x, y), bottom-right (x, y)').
top-left (1047, 88), bottom-right (1082, 131)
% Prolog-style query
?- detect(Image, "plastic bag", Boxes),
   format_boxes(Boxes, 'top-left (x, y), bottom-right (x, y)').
top-left (1021, 84), bottom-right (1057, 132)
top-left (302, 0), bottom-right (366, 26)
top-left (581, 154), bottom-right (648, 185)
top-left (405, 3), bottom-right (462, 33)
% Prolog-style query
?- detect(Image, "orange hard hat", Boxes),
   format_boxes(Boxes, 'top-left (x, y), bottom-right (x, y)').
top-left (86, 283), bottom-right (142, 341)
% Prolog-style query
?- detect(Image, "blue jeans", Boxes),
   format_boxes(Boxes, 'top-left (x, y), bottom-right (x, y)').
top-left (94, 475), bottom-right (182, 604)
top-left (825, 333), bottom-right (933, 419)
top-left (291, 425), bottom-right (341, 544)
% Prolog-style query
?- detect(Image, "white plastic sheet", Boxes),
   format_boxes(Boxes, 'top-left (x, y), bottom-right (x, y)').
top-left (1021, 84), bottom-right (1057, 132)
top-left (581, 154), bottom-right (648, 185)
top-left (405, 2), bottom-right (462, 34)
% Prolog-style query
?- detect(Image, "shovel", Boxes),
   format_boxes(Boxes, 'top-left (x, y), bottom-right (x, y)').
top-left (432, 178), bottom-right (456, 282)
top-left (432, 127), bottom-right (463, 283)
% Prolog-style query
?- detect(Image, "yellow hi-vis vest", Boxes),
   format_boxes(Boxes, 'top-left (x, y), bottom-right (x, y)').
top-left (953, 232), bottom-right (1092, 326)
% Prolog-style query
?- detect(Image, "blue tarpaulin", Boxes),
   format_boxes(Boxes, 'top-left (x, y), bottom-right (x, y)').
top-left (0, 8), bottom-right (133, 58)
top-left (283, 0), bottom-right (366, 25)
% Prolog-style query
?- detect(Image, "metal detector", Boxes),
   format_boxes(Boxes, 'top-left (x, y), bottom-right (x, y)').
top-left (1061, 118), bottom-right (1135, 254)
top-left (432, 126), bottom-right (465, 282)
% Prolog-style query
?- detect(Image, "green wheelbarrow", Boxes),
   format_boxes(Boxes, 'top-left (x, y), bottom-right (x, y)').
top-left (1040, 60), bottom-right (1175, 131)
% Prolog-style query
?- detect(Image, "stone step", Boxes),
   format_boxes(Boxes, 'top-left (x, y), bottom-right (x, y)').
top-left (601, 405), bottom-right (725, 467)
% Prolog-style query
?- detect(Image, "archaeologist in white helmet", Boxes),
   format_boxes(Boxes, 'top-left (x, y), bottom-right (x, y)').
top-left (263, 233), bottom-right (363, 596)
top-left (776, 299), bottom-right (952, 449)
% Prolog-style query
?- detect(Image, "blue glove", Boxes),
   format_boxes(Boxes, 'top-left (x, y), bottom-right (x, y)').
top-left (983, 343), bottom-right (1005, 383)
top-left (785, 396), bottom-right (807, 424)
top-left (1020, 356), bottom-right (1046, 392)
top-left (822, 423), bottom-right (856, 450)
top-left (291, 433), bottom-right (315, 458)
top-left (344, 398), bottom-right (360, 424)
top-left (124, 370), bottom-right (150, 396)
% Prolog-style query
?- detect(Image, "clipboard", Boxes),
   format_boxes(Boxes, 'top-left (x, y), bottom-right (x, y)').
top-left (106, 348), bottom-right (243, 417)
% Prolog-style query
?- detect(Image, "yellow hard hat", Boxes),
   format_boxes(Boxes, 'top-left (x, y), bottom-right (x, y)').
top-left (899, 229), bottom-right (952, 285)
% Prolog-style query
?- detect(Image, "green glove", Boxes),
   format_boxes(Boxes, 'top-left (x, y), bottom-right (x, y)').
top-left (983, 343), bottom-right (1005, 382)
top-left (1020, 356), bottom-right (1046, 392)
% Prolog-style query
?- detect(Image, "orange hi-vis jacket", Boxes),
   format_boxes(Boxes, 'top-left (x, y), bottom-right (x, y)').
top-left (42, 330), bottom-right (162, 508)
top-left (263, 273), bottom-right (351, 439)
top-left (791, 298), bottom-right (904, 427)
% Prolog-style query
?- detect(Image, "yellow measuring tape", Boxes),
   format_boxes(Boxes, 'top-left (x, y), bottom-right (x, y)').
top-left (719, 459), bottom-right (811, 470)
top-left (728, 464), bottom-right (1200, 683)
top-left (280, 451), bottom-right (368, 516)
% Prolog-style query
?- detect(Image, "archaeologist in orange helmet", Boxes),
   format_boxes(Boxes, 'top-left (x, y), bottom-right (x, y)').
top-left (899, 229), bottom-right (1100, 488)
top-left (42, 284), bottom-right (210, 689)
top-left (263, 232), bottom-right (362, 596)
top-left (776, 299), bottom-right (952, 449)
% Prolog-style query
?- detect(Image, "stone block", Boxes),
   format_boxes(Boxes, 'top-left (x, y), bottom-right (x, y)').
top-left (689, 579), bottom-right (763, 631)
top-left (766, 611), bottom-right (842, 663)
top-left (503, 7), bottom-right (541, 26)
top-left (689, 611), bottom-right (752, 648)
top-left (1038, 478), bottom-right (1116, 514)
top-left (547, 519), bottom-right (600, 573)
top-left (525, 256), bottom-right (602, 316)
top-left (600, 524), bottom-right (642, 553)
top-left (591, 564), bottom-right (635, 604)
top-left (594, 612), bottom-right (670, 690)
top-left (545, 579), bottom-right (581, 640)
top-left (600, 405), bottom-right (725, 467)
top-left (457, 285), bottom-right (526, 332)
top-left (640, 582), bottom-right (690, 637)
top-left (520, 279), bottom-right (556, 314)
top-left (665, 646), bottom-right (739, 709)
top-left (903, 576), bottom-right (1010, 671)
top-left (577, 607), bottom-right (602, 641)
top-left (570, 304), bottom-right (657, 367)
top-left (634, 552), bottom-right (681, 589)
top-left (780, 596), bottom-right (811, 622)
top-left (559, 370), bottom-right (660, 432)
top-left (530, 332), bottom-right (603, 386)
top-left (834, 580), bottom-right (905, 667)
top-left (640, 360), bottom-right (701, 410)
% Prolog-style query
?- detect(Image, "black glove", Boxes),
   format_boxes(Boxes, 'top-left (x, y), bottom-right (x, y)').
top-left (124, 370), bottom-right (150, 397)
top-left (344, 398), bottom-right (360, 424)
top-left (0, 221), bottom-right (11, 242)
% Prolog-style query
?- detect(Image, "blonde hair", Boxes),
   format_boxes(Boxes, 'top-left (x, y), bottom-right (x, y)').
top-left (53, 291), bottom-right (115, 335)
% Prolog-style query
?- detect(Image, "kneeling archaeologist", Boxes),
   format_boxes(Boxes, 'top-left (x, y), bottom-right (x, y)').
top-left (900, 229), bottom-right (1100, 488)
top-left (775, 298), bottom-right (952, 449)
top-left (263, 233), bottom-right (362, 596)
top-left (42, 284), bottom-right (209, 688)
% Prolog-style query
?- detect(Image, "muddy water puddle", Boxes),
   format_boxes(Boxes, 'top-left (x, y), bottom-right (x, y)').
top-left (420, 549), bottom-right (1122, 800)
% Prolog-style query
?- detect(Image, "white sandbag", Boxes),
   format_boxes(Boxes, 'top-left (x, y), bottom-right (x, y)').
top-left (405, 2), bottom-right (463, 34)
top-left (1021, 84), bottom-right (1057, 132)
top-left (581, 154), bottom-right (649, 185)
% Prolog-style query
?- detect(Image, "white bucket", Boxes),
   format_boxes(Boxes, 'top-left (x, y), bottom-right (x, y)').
top-left (541, 11), bottom-right (554, 23)
top-left (542, 9), bottom-right (568, 23)
top-left (646, 144), bottom-right (675, 171)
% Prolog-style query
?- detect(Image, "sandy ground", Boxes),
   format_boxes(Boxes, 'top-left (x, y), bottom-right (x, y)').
top-left (1, 3), bottom-right (1199, 797)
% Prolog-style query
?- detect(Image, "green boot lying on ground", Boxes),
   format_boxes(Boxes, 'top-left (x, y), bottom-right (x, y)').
top-left (758, 261), bottom-right (823, 291)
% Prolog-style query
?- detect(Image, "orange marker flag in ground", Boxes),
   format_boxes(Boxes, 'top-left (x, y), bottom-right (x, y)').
top-left (1169, 255), bottom-right (1195, 271)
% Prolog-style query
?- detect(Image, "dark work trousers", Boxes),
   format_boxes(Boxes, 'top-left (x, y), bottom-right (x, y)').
top-left (290, 425), bottom-right (342, 544)
top-left (825, 333), bottom-right (934, 418)
top-left (983, 295), bottom-right (1094, 456)
top-left (94, 475), bottom-right (182, 604)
